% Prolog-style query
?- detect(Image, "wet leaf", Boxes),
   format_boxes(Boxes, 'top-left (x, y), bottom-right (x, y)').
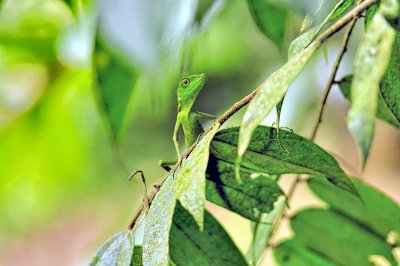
top-left (308, 177), bottom-right (400, 242)
top-left (347, 9), bottom-right (396, 165)
top-left (238, 41), bottom-right (318, 162)
top-left (206, 158), bottom-right (283, 221)
top-left (247, 0), bottom-right (289, 48)
top-left (176, 123), bottom-right (220, 230)
top-left (94, 35), bottom-right (137, 142)
top-left (338, 75), bottom-right (400, 128)
top-left (142, 174), bottom-right (177, 266)
top-left (290, 208), bottom-right (397, 265)
top-left (169, 203), bottom-right (247, 266)
top-left (215, 126), bottom-right (359, 197)
top-left (90, 231), bottom-right (135, 266)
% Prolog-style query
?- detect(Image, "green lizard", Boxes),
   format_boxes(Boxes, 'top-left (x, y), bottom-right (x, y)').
top-left (160, 73), bottom-right (216, 170)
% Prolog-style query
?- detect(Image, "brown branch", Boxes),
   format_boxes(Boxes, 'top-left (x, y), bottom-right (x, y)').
top-left (310, 18), bottom-right (358, 140)
top-left (316, 0), bottom-right (377, 45)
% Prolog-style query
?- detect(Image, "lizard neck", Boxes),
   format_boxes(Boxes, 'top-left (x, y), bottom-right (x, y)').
top-left (178, 102), bottom-right (193, 115)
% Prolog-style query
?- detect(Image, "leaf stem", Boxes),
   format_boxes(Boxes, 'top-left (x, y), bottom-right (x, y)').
top-left (310, 17), bottom-right (358, 140)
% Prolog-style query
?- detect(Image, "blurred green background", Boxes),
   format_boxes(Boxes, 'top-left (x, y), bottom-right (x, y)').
top-left (0, 0), bottom-right (399, 265)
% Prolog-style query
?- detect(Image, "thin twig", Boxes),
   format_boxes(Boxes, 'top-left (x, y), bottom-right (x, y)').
top-left (310, 18), bottom-right (358, 140)
top-left (128, 169), bottom-right (150, 209)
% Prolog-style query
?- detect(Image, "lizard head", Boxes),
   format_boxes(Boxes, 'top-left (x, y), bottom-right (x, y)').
top-left (177, 73), bottom-right (206, 110)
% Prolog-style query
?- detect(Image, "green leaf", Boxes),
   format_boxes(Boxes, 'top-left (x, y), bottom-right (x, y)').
top-left (176, 123), bottom-right (220, 230)
top-left (214, 126), bottom-right (359, 197)
top-left (90, 231), bottom-right (135, 266)
top-left (205, 158), bottom-right (284, 222)
top-left (169, 203), bottom-right (247, 266)
top-left (338, 75), bottom-right (400, 128)
top-left (0, 0), bottom-right (73, 63)
top-left (131, 246), bottom-right (143, 266)
top-left (290, 208), bottom-right (397, 265)
top-left (94, 35), bottom-right (137, 142)
top-left (327, 0), bottom-right (355, 22)
top-left (362, 2), bottom-right (400, 131)
top-left (246, 198), bottom-right (286, 265)
top-left (194, 0), bottom-right (224, 26)
top-left (308, 177), bottom-right (400, 242)
top-left (288, 26), bottom-right (319, 59)
top-left (247, 0), bottom-right (289, 48)
top-left (347, 9), bottom-right (396, 165)
top-left (365, 3), bottom-right (379, 29)
top-left (379, 33), bottom-right (400, 126)
top-left (238, 40), bottom-right (318, 162)
top-left (142, 174), bottom-right (177, 266)
top-left (273, 239), bottom-right (336, 266)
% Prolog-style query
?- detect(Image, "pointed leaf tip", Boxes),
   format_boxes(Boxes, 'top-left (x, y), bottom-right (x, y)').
top-left (348, 10), bottom-right (395, 167)
top-left (90, 231), bottom-right (135, 266)
top-left (247, 0), bottom-right (289, 48)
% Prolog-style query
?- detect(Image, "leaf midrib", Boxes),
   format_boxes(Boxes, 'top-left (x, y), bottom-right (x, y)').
top-left (212, 140), bottom-right (346, 181)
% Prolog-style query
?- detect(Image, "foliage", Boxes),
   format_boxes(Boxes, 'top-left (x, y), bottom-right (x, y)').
top-left (1, 0), bottom-right (400, 265)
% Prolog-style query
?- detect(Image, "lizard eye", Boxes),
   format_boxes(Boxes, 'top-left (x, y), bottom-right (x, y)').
top-left (181, 78), bottom-right (190, 88)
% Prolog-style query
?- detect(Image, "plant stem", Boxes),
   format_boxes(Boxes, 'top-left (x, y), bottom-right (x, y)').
top-left (310, 18), bottom-right (358, 140)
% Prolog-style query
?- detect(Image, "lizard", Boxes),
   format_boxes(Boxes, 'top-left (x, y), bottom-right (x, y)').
top-left (160, 73), bottom-right (216, 170)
